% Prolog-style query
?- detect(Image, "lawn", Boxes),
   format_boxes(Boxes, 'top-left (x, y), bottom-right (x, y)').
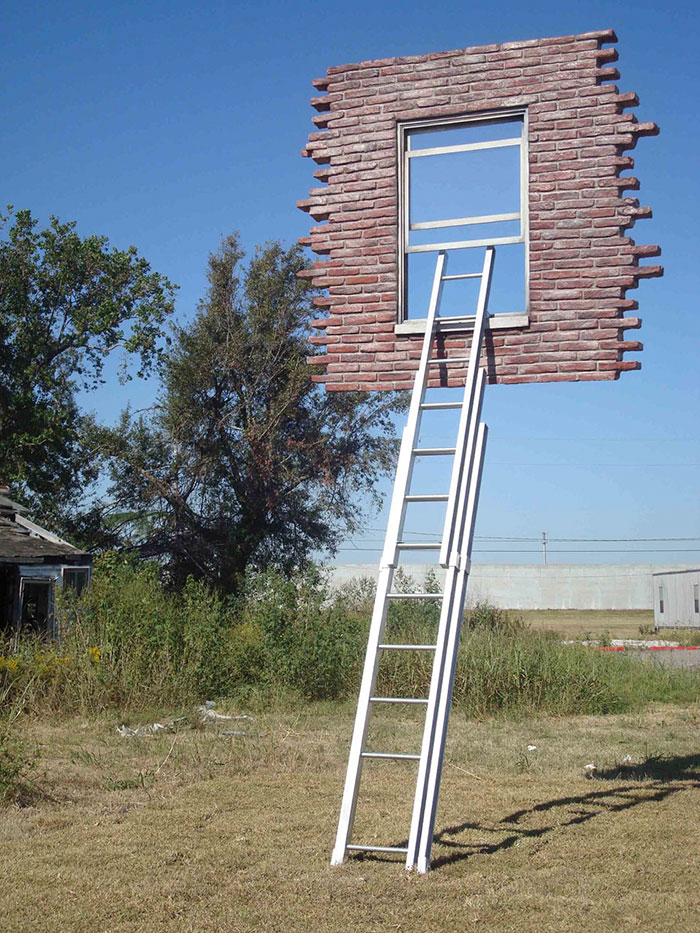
top-left (1, 701), bottom-right (699, 932)
top-left (518, 609), bottom-right (654, 639)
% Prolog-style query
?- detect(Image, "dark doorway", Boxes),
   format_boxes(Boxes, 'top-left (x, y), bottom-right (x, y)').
top-left (0, 565), bottom-right (18, 633)
top-left (21, 580), bottom-right (52, 634)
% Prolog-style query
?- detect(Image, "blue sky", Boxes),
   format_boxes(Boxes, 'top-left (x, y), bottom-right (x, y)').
top-left (3, 0), bottom-right (699, 564)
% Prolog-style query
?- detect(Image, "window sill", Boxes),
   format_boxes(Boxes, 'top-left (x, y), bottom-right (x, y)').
top-left (395, 311), bottom-right (529, 336)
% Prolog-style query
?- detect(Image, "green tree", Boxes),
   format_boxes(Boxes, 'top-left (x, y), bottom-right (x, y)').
top-left (0, 208), bottom-right (177, 525)
top-left (96, 234), bottom-right (406, 591)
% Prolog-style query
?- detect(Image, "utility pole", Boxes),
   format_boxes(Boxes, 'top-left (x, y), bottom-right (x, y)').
top-left (542, 531), bottom-right (548, 565)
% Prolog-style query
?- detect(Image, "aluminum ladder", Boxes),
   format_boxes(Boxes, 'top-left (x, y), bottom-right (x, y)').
top-left (331, 246), bottom-right (494, 873)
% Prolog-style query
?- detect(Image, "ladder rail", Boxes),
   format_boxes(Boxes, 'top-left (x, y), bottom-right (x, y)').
top-left (331, 252), bottom-right (447, 866)
top-left (415, 422), bottom-right (489, 874)
top-left (381, 252), bottom-right (447, 570)
top-left (404, 367), bottom-right (486, 871)
top-left (439, 246), bottom-right (494, 569)
top-left (404, 559), bottom-right (460, 867)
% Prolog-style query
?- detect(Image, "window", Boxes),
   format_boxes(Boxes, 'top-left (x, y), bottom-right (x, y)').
top-left (398, 110), bottom-right (528, 329)
top-left (658, 585), bottom-right (664, 615)
top-left (694, 583), bottom-right (699, 615)
top-left (63, 567), bottom-right (90, 597)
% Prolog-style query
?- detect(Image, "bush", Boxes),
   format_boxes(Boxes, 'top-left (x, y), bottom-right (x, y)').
top-left (239, 567), bottom-right (364, 700)
top-left (1, 554), bottom-right (240, 712)
top-left (463, 600), bottom-right (527, 635)
top-left (1, 557), bottom-right (368, 712)
top-left (0, 687), bottom-right (38, 804)
top-left (0, 726), bottom-right (37, 804)
top-left (3, 561), bottom-right (700, 719)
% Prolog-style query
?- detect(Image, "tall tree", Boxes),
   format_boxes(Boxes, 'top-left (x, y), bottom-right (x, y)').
top-left (96, 234), bottom-right (406, 591)
top-left (0, 209), bottom-right (176, 525)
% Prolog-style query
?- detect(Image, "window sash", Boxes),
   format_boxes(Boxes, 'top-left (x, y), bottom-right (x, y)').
top-left (398, 109), bottom-right (528, 323)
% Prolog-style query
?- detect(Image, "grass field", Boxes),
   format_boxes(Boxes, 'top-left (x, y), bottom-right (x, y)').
top-left (2, 700), bottom-right (699, 933)
top-left (518, 609), bottom-right (654, 639)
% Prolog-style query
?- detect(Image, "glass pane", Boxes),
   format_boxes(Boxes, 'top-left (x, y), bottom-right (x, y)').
top-left (408, 116), bottom-right (522, 150)
top-left (64, 569), bottom-right (89, 596)
top-left (406, 243), bottom-right (525, 320)
top-left (489, 242), bottom-right (526, 315)
top-left (409, 146), bottom-right (520, 226)
top-left (409, 218), bottom-right (521, 248)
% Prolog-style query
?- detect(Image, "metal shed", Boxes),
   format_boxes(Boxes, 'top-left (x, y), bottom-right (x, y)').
top-left (653, 568), bottom-right (700, 629)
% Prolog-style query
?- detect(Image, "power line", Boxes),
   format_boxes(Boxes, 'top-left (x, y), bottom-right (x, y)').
top-left (487, 462), bottom-right (700, 467)
top-left (360, 527), bottom-right (700, 544)
top-left (550, 536), bottom-right (700, 543)
top-left (335, 547), bottom-right (700, 554)
top-left (418, 435), bottom-right (698, 443)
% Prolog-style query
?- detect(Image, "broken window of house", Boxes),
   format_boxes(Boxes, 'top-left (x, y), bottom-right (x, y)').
top-left (63, 567), bottom-right (90, 596)
top-left (400, 112), bottom-right (527, 325)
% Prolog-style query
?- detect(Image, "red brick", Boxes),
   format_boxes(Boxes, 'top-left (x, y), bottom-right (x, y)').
top-left (298, 30), bottom-right (661, 391)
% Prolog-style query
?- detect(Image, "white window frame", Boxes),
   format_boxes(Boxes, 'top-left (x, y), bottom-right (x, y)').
top-left (62, 565), bottom-right (92, 595)
top-left (18, 575), bottom-right (55, 636)
top-left (396, 108), bottom-right (529, 334)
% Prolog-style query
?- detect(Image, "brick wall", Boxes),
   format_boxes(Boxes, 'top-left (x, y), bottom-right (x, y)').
top-left (297, 29), bottom-right (662, 391)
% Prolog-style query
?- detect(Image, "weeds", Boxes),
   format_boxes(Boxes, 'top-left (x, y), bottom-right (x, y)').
top-left (0, 684), bottom-right (38, 803)
top-left (2, 559), bottom-right (700, 720)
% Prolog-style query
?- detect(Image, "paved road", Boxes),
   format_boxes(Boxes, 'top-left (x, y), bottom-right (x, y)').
top-left (625, 649), bottom-right (700, 671)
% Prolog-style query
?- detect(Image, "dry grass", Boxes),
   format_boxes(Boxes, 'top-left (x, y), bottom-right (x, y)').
top-left (1, 701), bottom-right (700, 932)
top-left (518, 609), bottom-right (654, 639)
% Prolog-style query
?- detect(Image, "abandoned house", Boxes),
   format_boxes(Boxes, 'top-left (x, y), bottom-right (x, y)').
top-left (0, 487), bottom-right (92, 636)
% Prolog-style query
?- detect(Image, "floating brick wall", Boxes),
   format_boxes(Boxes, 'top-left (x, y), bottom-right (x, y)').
top-left (297, 29), bottom-right (662, 391)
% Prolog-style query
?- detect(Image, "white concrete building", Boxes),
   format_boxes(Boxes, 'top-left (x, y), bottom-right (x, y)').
top-left (326, 563), bottom-right (699, 612)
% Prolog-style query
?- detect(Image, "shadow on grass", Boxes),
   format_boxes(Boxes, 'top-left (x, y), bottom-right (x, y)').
top-left (427, 755), bottom-right (700, 870)
top-left (348, 753), bottom-right (700, 869)
top-left (594, 752), bottom-right (700, 783)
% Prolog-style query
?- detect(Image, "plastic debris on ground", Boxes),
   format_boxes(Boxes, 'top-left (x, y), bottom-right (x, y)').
top-left (117, 703), bottom-right (256, 738)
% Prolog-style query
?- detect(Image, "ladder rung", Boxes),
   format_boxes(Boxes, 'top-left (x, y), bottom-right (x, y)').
top-left (370, 697), bottom-right (429, 705)
top-left (404, 493), bottom-right (449, 502)
top-left (412, 447), bottom-right (456, 456)
top-left (435, 314), bottom-right (491, 324)
top-left (396, 542), bottom-right (441, 550)
top-left (386, 592), bottom-right (441, 599)
top-left (378, 643), bottom-right (437, 651)
top-left (347, 845), bottom-right (409, 854)
top-left (441, 273), bottom-right (482, 281)
top-left (428, 357), bottom-right (470, 365)
top-left (361, 752), bottom-right (421, 760)
top-left (419, 402), bottom-right (462, 410)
